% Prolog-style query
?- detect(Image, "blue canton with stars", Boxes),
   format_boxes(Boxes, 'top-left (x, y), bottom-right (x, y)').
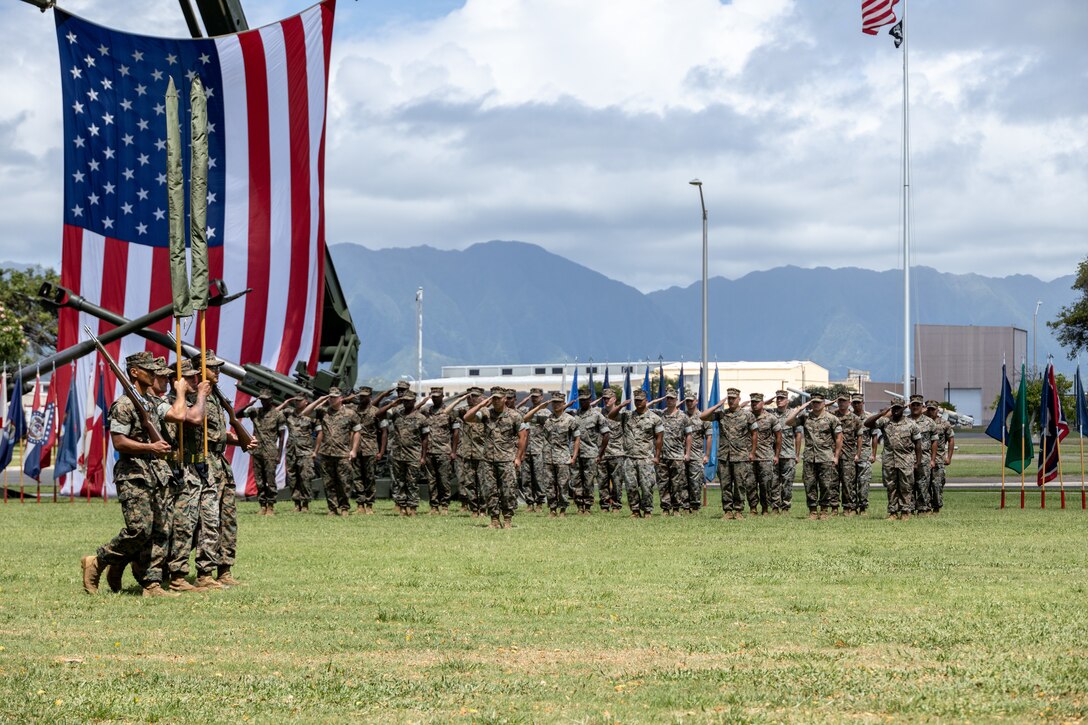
top-left (57, 10), bottom-right (226, 248)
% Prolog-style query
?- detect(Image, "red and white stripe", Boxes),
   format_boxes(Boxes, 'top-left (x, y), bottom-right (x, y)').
top-left (53, 1), bottom-right (335, 496)
top-left (862, 0), bottom-right (899, 35)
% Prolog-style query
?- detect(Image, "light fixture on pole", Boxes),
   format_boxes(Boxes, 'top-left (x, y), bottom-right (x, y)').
top-left (1033, 299), bottom-right (1042, 379)
top-left (689, 179), bottom-right (708, 408)
top-left (416, 287), bottom-right (424, 395)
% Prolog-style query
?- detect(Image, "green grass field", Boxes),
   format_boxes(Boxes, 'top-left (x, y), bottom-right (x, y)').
top-left (2, 492), bottom-right (1087, 723)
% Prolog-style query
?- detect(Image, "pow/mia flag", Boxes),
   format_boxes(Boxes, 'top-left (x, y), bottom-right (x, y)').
top-left (889, 20), bottom-right (904, 48)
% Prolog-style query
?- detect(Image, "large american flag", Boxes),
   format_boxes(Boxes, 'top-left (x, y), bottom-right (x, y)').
top-left (861, 0), bottom-right (899, 35)
top-left (51, 1), bottom-right (336, 496)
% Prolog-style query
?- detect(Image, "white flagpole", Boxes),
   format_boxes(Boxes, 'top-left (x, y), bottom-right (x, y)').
top-left (901, 0), bottom-right (912, 400)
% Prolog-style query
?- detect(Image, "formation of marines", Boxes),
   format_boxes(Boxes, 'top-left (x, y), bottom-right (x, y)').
top-left (81, 369), bottom-right (959, 595)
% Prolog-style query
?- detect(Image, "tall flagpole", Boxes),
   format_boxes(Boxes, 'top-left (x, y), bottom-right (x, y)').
top-left (901, 0), bottom-right (912, 401)
top-left (1000, 357), bottom-right (1006, 509)
top-left (1041, 362), bottom-right (1048, 509)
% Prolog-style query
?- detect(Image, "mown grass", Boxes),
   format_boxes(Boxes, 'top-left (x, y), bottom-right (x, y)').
top-left (2, 492), bottom-right (1087, 723)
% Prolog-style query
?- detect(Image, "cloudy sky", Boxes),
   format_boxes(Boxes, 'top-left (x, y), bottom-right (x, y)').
top-left (1, 0), bottom-right (1084, 291)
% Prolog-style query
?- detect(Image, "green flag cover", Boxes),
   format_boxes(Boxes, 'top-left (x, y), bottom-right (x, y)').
top-left (165, 77), bottom-right (190, 318)
top-left (189, 77), bottom-right (209, 311)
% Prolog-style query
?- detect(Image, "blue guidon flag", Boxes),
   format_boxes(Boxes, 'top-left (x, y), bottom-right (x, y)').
top-left (51, 1), bottom-right (336, 496)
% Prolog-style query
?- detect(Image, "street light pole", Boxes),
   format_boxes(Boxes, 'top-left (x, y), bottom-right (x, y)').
top-left (416, 287), bottom-right (424, 395)
top-left (690, 179), bottom-right (708, 408)
top-left (1033, 299), bottom-right (1042, 379)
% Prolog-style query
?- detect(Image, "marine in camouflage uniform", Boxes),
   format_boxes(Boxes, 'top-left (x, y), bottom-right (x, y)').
top-left (282, 396), bottom-right (317, 511)
top-left (832, 394), bottom-right (864, 515)
top-left (350, 387), bottom-right (382, 512)
top-left (908, 395), bottom-right (938, 514)
top-left (926, 400), bottom-right (955, 514)
top-left (518, 388), bottom-right (547, 511)
top-left (598, 389), bottom-right (626, 511)
top-left (683, 392), bottom-right (711, 512)
top-left (610, 388), bottom-right (663, 518)
top-left (787, 394), bottom-right (844, 519)
top-left (703, 388), bottom-right (756, 518)
top-left (657, 387), bottom-right (692, 515)
top-left (314, 387), bottom-right (362, 516)
top-left (81, 351), bottom-right (177, 597)
top-left (750, 393), bottom-right (782, 516)
top-left (240, 387), bottom-right (287, 515)
top-left (771, 390), bottom-right (801, 513)
top-left (383, 381), bottom-right (412, 495)
top-left (422, 387), bottom-right (460, 514)
top-left (529, 392), bottom-right (580, 515)
top-left (867, 398), bottom-right (922, 519)
top-left (573, 390), bottom-right (610, 514)
top-left (471, 387), bottom-right (528, 528)
top-left (851, 394), bottom-right (877, 513)
top-left (377, 390), bottom-right (430, 515)
top-left (455, 387), bottom-right (489, 516)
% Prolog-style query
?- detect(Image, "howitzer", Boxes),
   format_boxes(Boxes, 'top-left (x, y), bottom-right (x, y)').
top-left (82, 324), bottom-right (164, 445)
top-left (33, 281), bottom-right (336, 403)
top-left (213, 385), bottom-right (254, 450)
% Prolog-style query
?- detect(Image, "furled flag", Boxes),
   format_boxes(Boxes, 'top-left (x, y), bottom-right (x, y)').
top-left (704, 365), bottom-right (720, 482)
top-left (567, 364), bottom-right (579, 406)
top-left (1005, 364), bottom-right (1033, 474)
top-left (600, 365), bottom-right (610, 410)
top-left (85, 366), bottom-right (111, 492)
top-left (51, 1), bottom-right (337, 496)
top-left (862, 0), bottom-right (900, 35)
top-left (985, 362), bottom-right (1016, 443)
top-left (0, 372), bottom-right (26, 472)
top-left (23, 371), bottom-right (56, 482)
top-left (0, 369), bottom-right (7, 469)
top-left (678, 363), bottom-right (686, 403)
top-left (39, 366), bottom-right (59, 468)
top-left (54, 370), bottom-right (82, 482)
top-left (1037, 361), bottom-right (1069, 486)
top-left (641, 365), bottom-right (652, 400)
top-left (587, 362), bottom-right (595, 405)
top-left (1075, 365), bottom-right (1088, 436)
top-left (623, 366), bottom-right (633, 412)
top-left (656, 360), bottom-right (666, 409)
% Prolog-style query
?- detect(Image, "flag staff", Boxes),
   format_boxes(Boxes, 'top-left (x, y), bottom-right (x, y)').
top-left (35, 366), bottom-right (41, 504)
top-left (1000, 357), bottom-right (1006, 509)
top-left (51, 362), bottom-right (58, 503)
top-left (18, 372), bottom-right (28, 504)
top-left (1078, 362), bottom-right (1086, 509)
top-left (190, 77), bottom-right (211, 463)
top-left (2, 364), bottom-right (7, 505)
top-left (166, 76), bottom-right (187, 472)
top-left (102, 365), bottom-right (108, 505)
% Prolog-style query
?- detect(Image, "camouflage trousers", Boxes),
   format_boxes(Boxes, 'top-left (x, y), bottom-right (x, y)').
top-left (912, 461), bottom-right (932, 513)
top-left (168, 466), bottom-right (220, 578)
top-left (684, 458), bottom-right (704, 511)
top-left (320, 455), bottom-right (353, 513)
top-left (97, 479), bottom-right (166, 585)
top-left (251, 451), bottom-right (279, 507)
top-left (837, 454), bottom-right (859, 512)
top-left (657, 458), bottom-right (686, 512)
top-left (211, 454), bottom-right (237, 569)
top-left (391, 459), bottom-right (422, 510)
top-left (424, 453), bottom-right (454, 509)
top-left (802, 460), bottom-right (839, 511)
top-left (353, 454), bottom-right (377, 506)
top-left (717, 461), bottom-right (752, 513)
top-left (771, 458), bottom-right (796, 511)
top-left (460, 459), bottom-right (486, 514)
top-left (520, 453), bottom-right (545, 506)
top-left (599, 456), bottom-right (625, 510)
top-left (929, 461), bottom-right (946, 511)
top-left (285, 447), bottom-right (314, 503)
top-left (885, 466), bottom-right (914, 516)
top-left (855, 459), bottom-right (873, 511)
top-left (482, 460), bottom-right (518, 518)
top-left (148, 478), bottom-right (175, 583)
top-left (571, 457), bottom-right (598, 511)
top-left (624, 458), bottom-right (656, 515)
top-left (751, 460), bottom-right (774, 512)
top-left (542, 461), bottom-right (570, 512)
top-left (774, 457), bottom-right (800, 507)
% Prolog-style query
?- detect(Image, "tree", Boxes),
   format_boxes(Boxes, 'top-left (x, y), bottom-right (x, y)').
top-left (1049, 256), bottom-right (1088, 359)
top-left (0, 266), bottom-right (59, 370)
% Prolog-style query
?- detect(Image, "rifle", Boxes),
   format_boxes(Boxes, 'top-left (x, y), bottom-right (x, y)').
top-left (83, 325), bottom-right (164, 445)
top-left (212, 385), bottom-right (254, 449)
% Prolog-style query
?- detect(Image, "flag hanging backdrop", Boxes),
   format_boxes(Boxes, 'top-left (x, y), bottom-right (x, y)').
top-left (51, 1), bottom-right (336, 495)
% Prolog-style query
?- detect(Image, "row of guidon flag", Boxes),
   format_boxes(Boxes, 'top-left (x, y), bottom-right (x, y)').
top-left (50, 0), bottom-right (337, 496)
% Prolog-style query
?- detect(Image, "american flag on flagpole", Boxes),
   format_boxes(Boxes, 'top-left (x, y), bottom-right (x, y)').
top-left (51, 1), bottom-right (336, 496)
top-left (862, 0), bottom-right (899, 35)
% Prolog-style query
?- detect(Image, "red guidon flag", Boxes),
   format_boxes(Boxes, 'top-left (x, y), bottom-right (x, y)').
top-left (862, 0), bottom-right (899, 35)
top-left (51, 1), bottom-right (336, 496)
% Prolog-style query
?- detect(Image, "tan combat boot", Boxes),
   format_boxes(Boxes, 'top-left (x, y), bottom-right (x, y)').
top-left (142, 582), bottom-right (180, 598)
top-left (503, 516), bottom-right (513, 529)
top-left (489, 516), bottom-right (501, 529)
top-left (195, 574), bottom-right (224, 589)
top-left (81, 555), bottom-right (102, 594)
top-left (267, 503), bottom-right (275, 516)
top-left (105, 563), bottom-right (126, 593)
top-left (217, 567), bottom-right (244, 586)
top-left (302, 502), bottom-right (310, 512)
top-left (294, 501), bottom-right (302, 512)
top-left (258, 504), bottom-right (267, 516)
top-left (169, 577), bottom-right (206, 593)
